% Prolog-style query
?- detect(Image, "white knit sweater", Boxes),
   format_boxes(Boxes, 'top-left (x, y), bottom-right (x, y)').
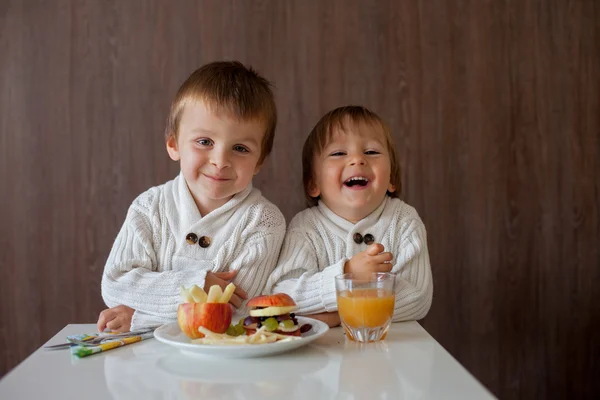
top-left (101, 173), bottom-right (286, 329)
top-left (265, 196), bottom-right (433, 321)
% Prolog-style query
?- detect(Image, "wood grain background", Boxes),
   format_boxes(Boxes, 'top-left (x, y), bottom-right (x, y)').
top-left (1, 1), bottom-right (598, 398)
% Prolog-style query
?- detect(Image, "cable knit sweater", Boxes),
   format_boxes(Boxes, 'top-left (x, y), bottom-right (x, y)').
top-left (101, 173), bottom-right (286, 329)
top-left (265, 196), bottom-right (433, 321)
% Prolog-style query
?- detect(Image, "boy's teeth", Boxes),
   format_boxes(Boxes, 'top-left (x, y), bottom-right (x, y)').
top-left (344, 177), bottom-right (369, 187)
top-left (345, 177), bottom-right (368, 183)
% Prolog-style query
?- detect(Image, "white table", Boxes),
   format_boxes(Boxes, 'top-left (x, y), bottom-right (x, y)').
top-left (0, 322), bottom-right (495, 399)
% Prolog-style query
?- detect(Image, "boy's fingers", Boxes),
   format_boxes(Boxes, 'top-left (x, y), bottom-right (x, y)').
top-left (213, 270), bottom-right (237, 280)
top-left (97, 316), bottom-right (106, 332)
top-left (372, 252), bottom-right (393, 263)
top-left (106, 319), bottom-right (124, 332)
top-left (234, 286), bottom-right (248, 299)
top-left (229, 293), bottom-right (243, 308)
top-left (97, 309), bottom-right (115, 332)
top-left (366, 243), bottom-right (385, 256)
top-left (211, 271), bottom-right (246, 298)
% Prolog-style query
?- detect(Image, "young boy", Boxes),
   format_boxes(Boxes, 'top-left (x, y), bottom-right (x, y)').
top-left (97, 61), bottom-right (286, 332)
top-left (266, 106), bottom-right (433, 327)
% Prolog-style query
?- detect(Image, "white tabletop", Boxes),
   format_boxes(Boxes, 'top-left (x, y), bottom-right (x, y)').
top-left (0, 322), bottom-right (495, 399)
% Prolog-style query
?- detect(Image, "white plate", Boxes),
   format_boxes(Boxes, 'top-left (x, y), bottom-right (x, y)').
top-left (154, 316), bottom-right (329, 358)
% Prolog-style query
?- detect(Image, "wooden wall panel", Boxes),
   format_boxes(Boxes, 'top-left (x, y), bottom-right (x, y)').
top-left (1, 1), bottom-right (598, 398)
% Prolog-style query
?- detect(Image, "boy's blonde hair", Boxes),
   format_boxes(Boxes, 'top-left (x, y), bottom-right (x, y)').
top-left (165, 61), bottom-right (277, 165)
top-left (302, 105), bottom-right (402, 207)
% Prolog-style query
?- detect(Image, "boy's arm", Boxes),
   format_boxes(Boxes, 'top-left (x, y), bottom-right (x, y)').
top-left (227, 231), bottom-right (285, 308)
top-left (304, 312), bottom-right (341, 328)
top-left (101, 206), bottom-right (212, 321)
top-left (226, 207), bottom-right (287, 309)
top-left (265, 230), bottom-right (345, 315)
top-left (390, 219), bottom-right (433, 322)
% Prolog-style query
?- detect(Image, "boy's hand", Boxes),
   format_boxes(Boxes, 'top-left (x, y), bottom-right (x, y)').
top-left (205, 270), bottom-right (248, 308)
top-left (97, 305), bottom-right (135, 332)
top-left (344, 243), bottom-right (393, 279)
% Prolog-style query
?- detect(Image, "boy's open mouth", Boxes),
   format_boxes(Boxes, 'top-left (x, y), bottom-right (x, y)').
top-left (344, 176), bottom-right (369, 187)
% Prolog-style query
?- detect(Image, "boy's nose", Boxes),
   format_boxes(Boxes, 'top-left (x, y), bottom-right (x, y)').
top-left (349, 155), bottom-right (366, 166)
top-left (210, 150), bottom-right (231, 169)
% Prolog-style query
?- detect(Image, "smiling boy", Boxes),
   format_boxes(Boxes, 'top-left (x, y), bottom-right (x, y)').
top-left (266, 106), bottom-right (432, 327)
top-left (98, 62), bottom-right (286, 332)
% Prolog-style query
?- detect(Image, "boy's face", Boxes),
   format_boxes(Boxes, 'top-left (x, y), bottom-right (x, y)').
top-left (167, 100), bottom-right (265, 215)
top-left (308, 121), bottom-right (396, 223)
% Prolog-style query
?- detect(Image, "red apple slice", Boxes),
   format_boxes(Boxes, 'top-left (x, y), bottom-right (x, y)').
top-left (247, 293), bottom-right (296, 308)
top-left (177, 302), bottom-right (233, 339)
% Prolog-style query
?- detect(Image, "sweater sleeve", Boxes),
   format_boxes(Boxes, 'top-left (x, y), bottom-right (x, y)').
top-left (266, 229), bottom-right (346, 314)
top-left (101, 202), bottom-right (211, 323)
top-left (390, 218), bottom-right (433, 322)
top-left (229, 232), bottom-right (285, 313)
top-left (226, 204), bottom-right (286, 314)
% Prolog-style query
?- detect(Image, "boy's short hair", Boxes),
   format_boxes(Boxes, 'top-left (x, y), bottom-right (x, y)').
top-left (302, 105), bottom-right (402, 207)
top-left (165, 61), bottom-right (277, 165)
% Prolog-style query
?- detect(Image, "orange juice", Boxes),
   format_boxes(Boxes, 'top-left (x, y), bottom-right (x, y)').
top-left (337, 288), bottom-right (395, 328)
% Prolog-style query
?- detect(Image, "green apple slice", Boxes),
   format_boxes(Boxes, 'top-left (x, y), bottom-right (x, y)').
top-left (179, 286), bottom-right (195, 303)
top-left (189, 285), bottom-right (207, 303)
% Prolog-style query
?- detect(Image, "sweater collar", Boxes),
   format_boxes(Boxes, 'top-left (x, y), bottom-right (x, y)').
top-left (316, 196), bottom-right (389, 232)
top-left (176, 171), bottom-right (254, 228)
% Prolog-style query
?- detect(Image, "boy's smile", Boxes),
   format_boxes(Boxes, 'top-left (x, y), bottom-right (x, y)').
top-left (166, 100), bottom-right (265, 216)
top-left (343, 176), bottom-right (370, 189)
top-left (308, 121), bottom-right (396, 223)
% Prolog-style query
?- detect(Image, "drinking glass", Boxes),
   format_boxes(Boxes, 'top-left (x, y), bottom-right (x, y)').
top-left (335, 272), bottom-right (396, 342)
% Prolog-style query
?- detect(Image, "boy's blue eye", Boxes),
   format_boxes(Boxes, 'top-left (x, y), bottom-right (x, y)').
top-left (330, 151), bottom-right (346, 156)
top-left (233, 145), bottom-right (249, 153)
top-left (365, 150), bottom-right (380, 155)
top-left (197, 138), bottom-right (213, 146)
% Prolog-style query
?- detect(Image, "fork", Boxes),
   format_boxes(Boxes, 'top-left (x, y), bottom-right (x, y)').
top-left (44, 336), bottom-right (95, 350)
top-left (73, 328), bottom-right (155, 345)
top-left (44, 328), bottom-right (155, 350)
top-left (67, 337), bottom-right (114, 347)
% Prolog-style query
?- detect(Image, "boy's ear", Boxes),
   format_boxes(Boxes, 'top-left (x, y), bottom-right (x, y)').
top-left (308, 180), bottom-right (321, 198)
top-left (387, 182), bottom-right (396, 193)
top-left (253, 159), bottom-right (263, 175)
top-left (166, 134), bottom-right (180, 161)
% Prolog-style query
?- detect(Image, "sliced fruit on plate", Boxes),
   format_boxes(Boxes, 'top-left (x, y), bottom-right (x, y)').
top-left (189, 285), bottom-right (208, 303)
top-left (220, 282), bottom-right (236, 303)
top-left (249, 305), bottom-right (297, 317)
top-left (244, 293), bottom-right (301, 337)
top-left (206, 285), bottom-right (223, 303)
top-left (179, 286), bottom-right (195, 303)
top-left (177, 283), bottom-right (234, 339)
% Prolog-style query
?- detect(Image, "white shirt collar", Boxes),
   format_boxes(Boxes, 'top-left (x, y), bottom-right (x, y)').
top-left (316, 196), bottom-right (389, 232)
top-left (175, 171), bottom-right (254, 230)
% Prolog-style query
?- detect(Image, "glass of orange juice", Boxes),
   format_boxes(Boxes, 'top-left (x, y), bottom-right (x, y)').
top-left (335, 272), bottom-right (395, 342)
